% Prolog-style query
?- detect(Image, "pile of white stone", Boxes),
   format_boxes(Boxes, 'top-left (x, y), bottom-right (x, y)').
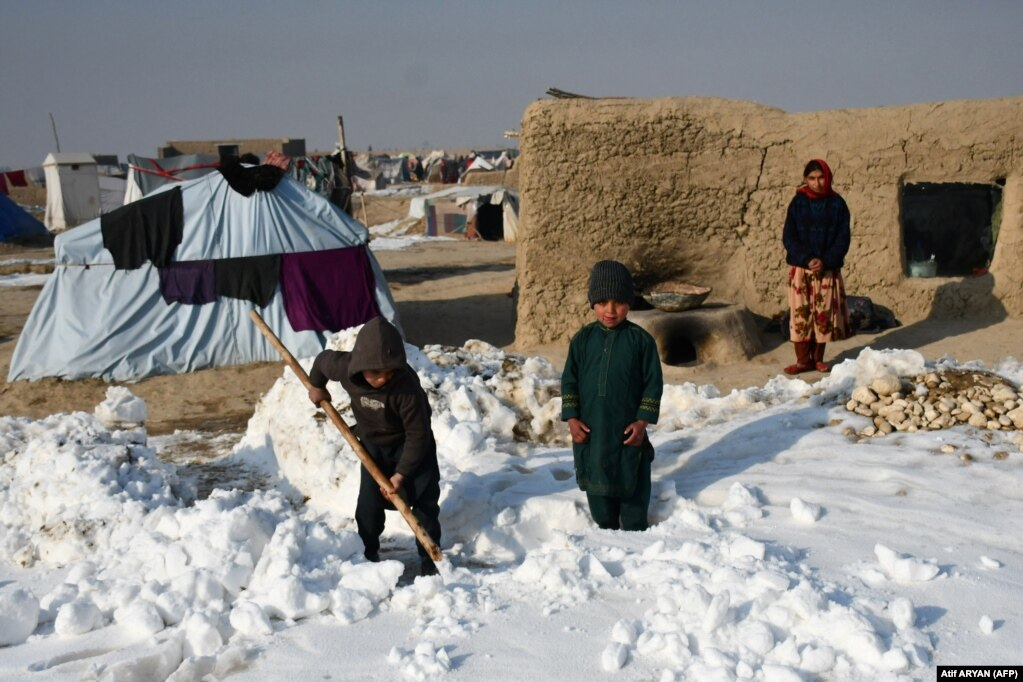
top-left (844, 369), bottom-right (1023, 447)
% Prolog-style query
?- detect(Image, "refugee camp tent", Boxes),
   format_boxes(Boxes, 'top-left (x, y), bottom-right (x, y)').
top-left (124, 154), bottom-right (221, 205)
top-left (0, 193), bottom-right (49, 242)
top-left (98, 175), bottom-right (126, 214)
top-left (410, 185), bottom-right (519, 242)
top-left (43, 153), bottom-right (101, 232)
top-left (9, 167), bottom-right (400, 382)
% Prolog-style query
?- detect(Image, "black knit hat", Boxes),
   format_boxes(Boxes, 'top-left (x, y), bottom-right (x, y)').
top-left (587, 260), bottom-right (635, 306)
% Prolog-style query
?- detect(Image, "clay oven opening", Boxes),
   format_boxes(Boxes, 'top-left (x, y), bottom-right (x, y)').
top-left (901, 181), bottom-right (1003, 277)
top-left (662, 337), bottom-right (698, 365)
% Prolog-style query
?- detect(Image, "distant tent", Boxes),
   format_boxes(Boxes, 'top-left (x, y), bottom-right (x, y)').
top-left (0, 193), bottom-right (49, 243)
top-left (98, 175), bottom-right (127, 214)
top-left (43, 153), bottom-right (101, 232)
top-left (124, 154), bottom-right (221, 205)
top-left (411, 186), bottom-right (519, 242)
top-left (9, 168), bottom-right (400, 382)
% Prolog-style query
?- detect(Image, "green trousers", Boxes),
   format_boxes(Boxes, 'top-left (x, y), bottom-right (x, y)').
top-left (585, 455), bottom-right (651, 531)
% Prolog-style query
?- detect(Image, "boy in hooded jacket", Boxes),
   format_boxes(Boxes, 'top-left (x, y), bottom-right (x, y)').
top-left (307, 316), bottom-right (441, 574)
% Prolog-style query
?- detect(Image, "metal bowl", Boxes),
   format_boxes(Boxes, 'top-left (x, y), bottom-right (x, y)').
top-left (642, 282), bottom-right (712, 312)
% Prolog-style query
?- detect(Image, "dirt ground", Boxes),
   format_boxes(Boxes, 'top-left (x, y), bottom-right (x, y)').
top-left (2, 238), bottom-right (1022, 437)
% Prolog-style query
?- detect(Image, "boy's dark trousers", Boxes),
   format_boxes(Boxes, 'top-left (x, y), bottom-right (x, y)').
top-left (356, 440), bottom-right (442, 559)
top-left (585, 454), bottom-right (651, 531)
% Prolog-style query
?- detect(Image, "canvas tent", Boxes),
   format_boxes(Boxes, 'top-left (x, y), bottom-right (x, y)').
top-left (124, 154), bottom-right (221, 205)
top-left (9, 169), bottom-right (399, 382)
top-left (0, 193), bottom-right (49, 242)
top-left (98, 175), bottom-right (127, 214)
top-left (43, 153), bottom-right (101, 232)
top-left (410, 185), bottom-right (519, 242)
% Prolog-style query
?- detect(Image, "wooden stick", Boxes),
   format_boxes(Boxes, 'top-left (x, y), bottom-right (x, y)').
top-left (250, 311), bottom-right (443, 562)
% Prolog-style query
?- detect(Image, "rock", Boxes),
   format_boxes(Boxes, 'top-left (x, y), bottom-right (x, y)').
top-left (846, 399), bottom-right (858, 411)
top-left (870, 374), bottom-right (902, 397)
top-left (852, 386), bottom-right (878, 405)
top-left (878, 405), bottom-right (906, 422)
top-left (1006, 406), bottom-right (1023, 429)
top-left (968, 413), bottom-right (989, 428)
top-left (991, 384), bottom-right (1017, 403)
top-left (940, 444), bottom-right (956, 453)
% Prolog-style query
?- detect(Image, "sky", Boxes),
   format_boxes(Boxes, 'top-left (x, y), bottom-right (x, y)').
top-left (2, 1), bottom-right (1023, 170)
top-left (1, 313), bottom-right (1022, 678)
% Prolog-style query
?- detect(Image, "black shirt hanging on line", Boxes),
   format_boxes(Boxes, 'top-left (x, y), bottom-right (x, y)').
top-left (213, 254), bottom-right (281, 307)
top-left (100, 187), bottom-right (184, 269)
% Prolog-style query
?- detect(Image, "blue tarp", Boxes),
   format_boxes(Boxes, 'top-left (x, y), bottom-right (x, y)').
top-left (0, 193), bottom-right (48, 242)
top-left (9, 172), bottom-right (399, 382)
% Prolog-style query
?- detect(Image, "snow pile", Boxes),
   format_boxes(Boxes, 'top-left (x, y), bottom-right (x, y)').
top-left (1, 341), bottom-right (1021, 679)
top-left (0, 396), bottom-right (399, 673)
top-left (232, 329), bottom-right (565, 518)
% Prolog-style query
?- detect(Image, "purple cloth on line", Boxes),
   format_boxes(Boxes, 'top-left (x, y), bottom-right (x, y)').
top-left (158, 260), bottom-right (215, 305)
top-left (279, 245), bottom-right (381, 332)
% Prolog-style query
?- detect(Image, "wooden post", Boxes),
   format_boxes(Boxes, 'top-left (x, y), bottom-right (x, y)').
top-left (337, 115), bottom-right (354, 214)
top-left (250, 311), bottom-right (443, 562)
top-left (49, 112), bottom-right (61, 153)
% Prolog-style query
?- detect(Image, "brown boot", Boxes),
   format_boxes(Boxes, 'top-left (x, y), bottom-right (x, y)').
top-left (784, 342), bottom-right (814, 374)
top-left (813, 342), bottom-right (829, 372)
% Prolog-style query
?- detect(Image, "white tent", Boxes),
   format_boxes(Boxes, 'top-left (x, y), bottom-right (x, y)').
top-left (43, 153), bottom-right (101, 232)
top-left (10, 170), bottom-right (400, 382)
top-left (98, 175), bottom-right (126, 213)
top-left (409, 185), bottom-right (519, 242)
top-left (123, 153), bottom-right (221, 205)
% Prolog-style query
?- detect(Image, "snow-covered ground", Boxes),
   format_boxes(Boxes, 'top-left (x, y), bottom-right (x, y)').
top-left (2, 320), bottom-right (1022, 680)
top-left (0, 258), bottom-right (53, 288)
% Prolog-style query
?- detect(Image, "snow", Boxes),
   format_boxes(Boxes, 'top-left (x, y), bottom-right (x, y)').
top-left (2, 330), bottom-right (1022, 679)
top-left (0, 273), bottom-right (50, 287)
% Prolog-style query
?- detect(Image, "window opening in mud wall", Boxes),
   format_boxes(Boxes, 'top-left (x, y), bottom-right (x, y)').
top-left (901, 181), bottom-right (1003, 278)
top-left (217, 144), bottom-right (239, 159)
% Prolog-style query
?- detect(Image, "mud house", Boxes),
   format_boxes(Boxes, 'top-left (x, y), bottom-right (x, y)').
top-left (514, 95), bottom-right (1023, 348)
top-left (158, 137), bottom-right (306, 159)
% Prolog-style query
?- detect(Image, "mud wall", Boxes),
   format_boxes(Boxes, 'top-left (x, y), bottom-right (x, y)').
top-left (515, 96), bottom-right (1023, 346)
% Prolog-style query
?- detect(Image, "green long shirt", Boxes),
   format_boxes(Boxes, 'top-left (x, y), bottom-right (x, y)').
top-left (561, 320), bottom-right (663, 496)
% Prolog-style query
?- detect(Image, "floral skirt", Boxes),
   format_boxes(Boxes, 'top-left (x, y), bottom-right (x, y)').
top-left (788, 266), bottom-right (850, 343)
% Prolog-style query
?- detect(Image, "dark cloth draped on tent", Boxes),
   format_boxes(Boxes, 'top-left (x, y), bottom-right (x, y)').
top-left (158, 260), bottom-right (216, 305)
top-left (214, 254), bottom-right (281, 307)
top-left (218, 158), bottom-right (286, 197)
top-left (101, 186), bottom-right (183, 269)
top-left (279, 245), bottom-right (381, 332)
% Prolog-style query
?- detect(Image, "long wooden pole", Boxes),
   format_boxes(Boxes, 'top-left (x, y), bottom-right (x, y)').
top-left (250, 311), bottom-right (443, 562)
top-left (337, 115), bottom-right (354, 215)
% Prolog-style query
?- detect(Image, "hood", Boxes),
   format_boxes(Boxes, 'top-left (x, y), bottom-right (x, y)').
top-left (349, 316), bottom-right (408, 378)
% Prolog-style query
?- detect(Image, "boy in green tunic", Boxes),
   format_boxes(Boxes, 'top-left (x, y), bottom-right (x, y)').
top-left (561, 260), bottom-right (663, 531)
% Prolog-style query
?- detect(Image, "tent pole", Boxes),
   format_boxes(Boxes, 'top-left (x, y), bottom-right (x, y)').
top-left (49, 113), bottom-right (61, 153)
top-left (337, 115), bottom-right (354, 214)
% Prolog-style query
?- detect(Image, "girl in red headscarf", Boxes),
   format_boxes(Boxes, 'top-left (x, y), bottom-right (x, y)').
top-left (782, 159), bottom-right (851, 374)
